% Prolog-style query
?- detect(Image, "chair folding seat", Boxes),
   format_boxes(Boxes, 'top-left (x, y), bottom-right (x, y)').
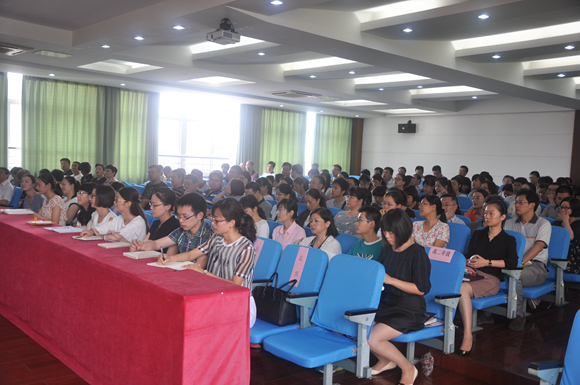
top-left (522, 226), bottom-right (569, 310)
top-left (391, 247), bottom-right (465, 362)
top-left (266, 220), bottom-right (282, 238)
top-left (529, 309), bottom-right (580, 385)
top-left (250, 245), bottom-right (328, 344)
top-left (335, 233), bottom-right (359, 254)
top-left (263, 254), bottom-right (384, 385)
top-left (252, 237), bottom-right (282, 282)
top-left (447, 222), bottom-right (471, 255)
top-left (7, 187), bottom-right (22, 208)
top-left (457, 196), bottom-right (472, 211)
top-left (470, 230), bottom-right (525, 331)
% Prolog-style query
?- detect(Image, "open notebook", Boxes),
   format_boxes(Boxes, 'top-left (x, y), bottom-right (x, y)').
top-left (146, 261), bottom-right (193, 271)
top-left (123, 251), bottom-right (161, 259)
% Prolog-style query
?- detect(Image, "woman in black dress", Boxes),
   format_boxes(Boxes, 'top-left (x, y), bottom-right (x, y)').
top-left (145, 188), bottom-right (180, 253)
top-left (368, 208), bottom-right (430, 385)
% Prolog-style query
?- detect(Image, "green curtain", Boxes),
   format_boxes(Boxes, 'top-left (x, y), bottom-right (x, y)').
top-left (22, 76), bottom-right (100, 175)
top-left (0, 73), bottom-right (7, 166)
top-left (259, 108), bottom-right (306, 173)
top-left (313, 114), bottom-right (352, 172)
top-left (237, 104), bottom-right (263, 170)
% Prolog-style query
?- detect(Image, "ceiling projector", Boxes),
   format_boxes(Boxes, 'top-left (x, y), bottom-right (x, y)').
top-left (206, 18), bottom-right (240, 45)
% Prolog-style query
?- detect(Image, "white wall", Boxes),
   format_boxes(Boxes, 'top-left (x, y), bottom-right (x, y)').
top-left (362, 110), bottom-right (575, 183)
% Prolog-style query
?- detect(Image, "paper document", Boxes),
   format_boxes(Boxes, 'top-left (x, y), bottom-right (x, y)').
top-left (72, 235), bottom-right (103, 241)
top-left (2, 209), bottom-right (34, 215)
top-left (98, 242), bottom-right (131, 249)
top-left (45, 226), bottom-right (83, 233)
top-left (124, 251), bottom-right (161, 259)
top-left (146, 261), bottom-right (194, 271)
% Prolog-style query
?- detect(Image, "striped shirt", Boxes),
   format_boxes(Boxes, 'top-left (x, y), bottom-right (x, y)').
top-left (199, 234), bottom-right (256, 290)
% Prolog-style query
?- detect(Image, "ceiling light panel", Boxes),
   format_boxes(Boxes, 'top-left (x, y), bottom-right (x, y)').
top-left (78, 59), bottom-right (162, 74)
top-left (179, 76), bottom-right (255, 87)
top-left (375, 108), bottom-right (436, 114)
top-left (523, 55), bottom-right (580, 70)
top-left (321, 100), bottom-right (387, 107)
top-left (281, 57), bottom-right (357, 72)
top-left (356, 0), bottom-right (466, 23)
top-left (355, 73), bottom-right (430, 85)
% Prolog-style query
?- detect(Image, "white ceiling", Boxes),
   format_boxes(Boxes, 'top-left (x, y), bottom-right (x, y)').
top-left (1, 0), bottom-right (579, 118)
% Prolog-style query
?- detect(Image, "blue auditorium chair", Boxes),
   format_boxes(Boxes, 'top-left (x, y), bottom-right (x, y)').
top-left (447, 222), bottom-right (471, 255)
top-left (253, 237), bottom-right (282, 282)
top-left (266, 220), bottom-right (282, 238)
top-left (7, 187), bottom-right (22, 208)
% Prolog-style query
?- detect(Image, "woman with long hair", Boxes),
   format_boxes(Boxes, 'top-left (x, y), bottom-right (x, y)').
top-left (104, 187), bottom-right (149, 242)
top-left (555, 197), bottom-right (580, 275)
top-left (299, 207), bottom-right (342, 260)
top-left (240, 194), bottom-right (269, 238)
top-left (35, 173), bottom-right (66, 225)
top-left (334, 187), bottom-right (372, 236)
top-left (145, 188), bottom-right (179, 249)
top-left (451, 175), bottom-right (466, 197)
top-left (297, 188), bottom-right (327, 227)
top-left (271, 183), bottom-right (297, 220)
top-left (75, 183), bottom-right (97, 228)
top-left (368, 208), bottom-right (429, 384)
top-left (161, 198), bottom-right (258, 327)
top-left (61, 176), bottom-right (80, 225)
top-left (412, 195), bottom-right (449, 248)
top-left (421, 177), bottom-right (436, 196)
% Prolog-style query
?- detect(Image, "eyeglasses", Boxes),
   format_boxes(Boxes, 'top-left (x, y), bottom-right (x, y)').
top-left (207, 215), bottom-right (227, 223)
top-left (418, 201), bottom-right (429, 206)
top-left (115, 199), bottom-right (127, 203)
top-left (77, 191), bottom-right (89, 196)
top-left (394, 178), bottom-right (403, 181)
top-left (560, 206), bottom-right (571, 210)
top-left (514, 201), bottom-right (529, 205)
top-left (151, 203), bottom-right (165, 208)
top-left (442, 203), bottom-right (456, 208)
top-left (356, 214), bottom-right (371, 223)
top-left (177, 213), bottom-right (197, 221)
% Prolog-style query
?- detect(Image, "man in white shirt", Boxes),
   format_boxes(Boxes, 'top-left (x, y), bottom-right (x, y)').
top-left (71, 161), bottom-right (82, 182)
top-left (382, 167), bottom-right (394, 188)
top-left (261, 161), bottom-right (276, 177)
top-left (0, 167), bottom-right (15, 206)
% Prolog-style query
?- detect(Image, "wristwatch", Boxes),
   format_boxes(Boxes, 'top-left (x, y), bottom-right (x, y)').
top-left (203, 269), bottom-right (208, 275)
top-left (488, 260), bottom-right (492, 267)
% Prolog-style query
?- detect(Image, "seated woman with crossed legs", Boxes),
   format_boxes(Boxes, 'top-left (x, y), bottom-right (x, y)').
top-left (369, 208), bottom-right (430, 384)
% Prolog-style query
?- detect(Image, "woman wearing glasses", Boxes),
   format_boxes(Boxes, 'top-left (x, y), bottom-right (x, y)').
top-left (160, 198), bottom-right (258, 327)
top-left (75, 183), bottom-right (96, 228)
top-left (102, 187), bottom-right (149, 242)
top-left (299, 208), bottom-right (342, 260)
top-left (334, 187), bottom-right (372, 236)
top-left (412, 195), bottom-right (449, 248)
top-left (132, 192), bottom-right (213, 256)
top-left (465, 189), bottom-right (489, 223)
top-left (144, 188), bottom-right (179, 249)
top-left (554, 197), bottom-right (580, 275)
top-left (80, 185), bottom-right (117, 235)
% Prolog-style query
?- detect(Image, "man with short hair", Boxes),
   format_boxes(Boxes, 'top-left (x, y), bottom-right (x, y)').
top-left (504, 188), bottom-right (551, 331)
top-left (373, 167), bottom-right (383, 176)
top-left (299, 176), bottom-right (330, 202)
top-left (504, 177), bottom-right (528, 206)
top-left (311, 163), bottom-right (319, 171)
top-left (327, 178), bottom-right (349, 209)
top-left (281, 162), bottom-right (292, 178)
top-left (245, 181), bottom-right (272, 219)
top-left (140, 165), bottom-right (168, 209)
top-left (432, 165), bottom-right (442, 178)
top-left (440, 194), bottom-right (466, 225)
top-left (529, 171), bottom-right (540, 189)
top-left (61, 158), bottom-right (73, 176)
top-left (468, 174), bottom-right (483, 198)
top-left (262, 161), bottom-right (276, 177)
top-left (398, 166), bottom-right (406, 175)
top-left (415, 166), bottom-right (424, 179)
top-left (130, 192), bottom-right (213, 256)
top-left (71, 161), bottom-right (82, 182)
top-left (541, 185), bottom-right (574, 220)
top-left (382, 167), bottom-right (394, 188)
top-left (221, 163), bottom-right (230, 180)
top-left (291, 164), bottom-right (303, 179)
top-left (546, 183), bottom-right (560, 205)
top-left (331, 164), bottom-right (342, 179)
top-left (190, 169), bottom-right (209, 193)
top-left (0, 167), bottom-right (15, 206)
top-left (246, 161), bottom-right (259, 181)
top-left (459, 165), bottom-right (469, 177)
top-left (348, 206), bottom-right (383, 262)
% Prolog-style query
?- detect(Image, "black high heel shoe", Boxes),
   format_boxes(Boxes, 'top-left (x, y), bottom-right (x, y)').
top-left (457, 341), bottom-right (474, 357)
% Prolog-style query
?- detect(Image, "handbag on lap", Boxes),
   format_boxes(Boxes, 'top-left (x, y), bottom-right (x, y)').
top-left (254, 272), bottom-right (298, 326)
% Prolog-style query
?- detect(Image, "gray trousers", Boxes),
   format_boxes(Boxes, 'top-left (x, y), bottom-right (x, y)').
top-left (516, 261), bottom-right (547, 312)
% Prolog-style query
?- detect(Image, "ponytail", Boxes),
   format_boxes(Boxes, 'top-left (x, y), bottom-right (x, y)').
top-left (213, 197), bottom-right (256, 242)
top-left (240, 213), bottom-right (257, 243)
top-left (423, 195), bottom-right (447, 223)
top-left (119, 187), bottom-right (150, 232)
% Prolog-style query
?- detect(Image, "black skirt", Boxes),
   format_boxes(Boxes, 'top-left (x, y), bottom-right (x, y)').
top-left (375, 295), bottom-right (426, 334)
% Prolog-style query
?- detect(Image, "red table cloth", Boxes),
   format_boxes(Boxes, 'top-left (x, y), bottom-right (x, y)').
top-left (0, 215), bottom-right (250, 385)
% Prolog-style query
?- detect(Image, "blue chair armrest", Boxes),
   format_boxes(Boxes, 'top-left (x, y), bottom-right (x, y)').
top-left (286, 292), bottom-right (319, 299)
top-left (345, 308), bottom-right (378, 326)
top-left (503, 267), bottom-right (523, 280)
top-left (345, 308), bottom-right (378, 316)
top-left (435, 294), bottom-right (461, 308)
top-left (529, 361), bottom-right (563, 370)
top-left (528, 360), bottom-right (563, 385)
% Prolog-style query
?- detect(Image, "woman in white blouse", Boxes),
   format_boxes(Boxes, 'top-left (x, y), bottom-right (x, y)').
top-left (61, 176), bottom-right (80, 225)
top-left (299, 208), bottom-right (342, 260)
top-left (240, 195), bottom-right (269, 239)
top-left (104, 187), bottom-right (149, 242)
top-left (80, 185), bottom-right (118, 236)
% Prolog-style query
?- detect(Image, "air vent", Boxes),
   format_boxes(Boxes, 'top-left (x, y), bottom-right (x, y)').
top-left (0, 43), bottom-right (33, 56)
top-left (268, 90), bottom-right (322, 98)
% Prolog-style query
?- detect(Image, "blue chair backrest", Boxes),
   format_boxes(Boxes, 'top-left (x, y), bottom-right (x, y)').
top-left (135, 185), bottom-right (145, 194)
top-left (456, 214), bottom-right (471, 225)
top-left (547, 226), bottom-right (570, 280)
top-left (297, 203), bottom-right (308, 215)
top-left (274, 245), bottom-right (328, 293)
top-left (447, 222), bottom-right (471, 255)
top-left (304, 226), bottom-right (313, 237)
top-left (327, 207), bottom-right (342, 216)
top-left (505, 230), bottom-right (525, 266)
top-left (424, 247), bottom-right (466, 319)
top-left (144, 210), bottom-right (157, 226)
top-left (164, 181), bottom-right (172, 188)
top-left (311, 255), bottom-right (384, 338)
top-left (335, 233), bottom-right (359, 254)
top-left (544, 217), bottom-right (555, 224)
top-left (457, 196), bottom-right (472, 211)
top-left (539, 203), bottom-right (547, 212)
top-left (562, 310), bottom-right (580, 385)
top-left (8, 187), bottom-right (22, 208)
top-left (266, 199), bottom-right (277, 207)
top-left (349, 175), bottom-right (360, 180)
top-left (253, 237), bottom-right (283, 281)
top-left (267, 220), bottom-right (282, 238)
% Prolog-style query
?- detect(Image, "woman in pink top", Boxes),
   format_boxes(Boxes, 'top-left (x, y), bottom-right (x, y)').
top-left (272, 198), bottom-right (306, 249)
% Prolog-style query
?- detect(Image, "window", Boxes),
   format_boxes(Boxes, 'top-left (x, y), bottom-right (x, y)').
top-left (158, 92), bottom-right (239, 176)
top-left (7, 72), bottom-right (23, 169)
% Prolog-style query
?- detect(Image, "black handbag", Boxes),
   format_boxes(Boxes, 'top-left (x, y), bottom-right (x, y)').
top-left (254, 272), bottom-right (298, 326)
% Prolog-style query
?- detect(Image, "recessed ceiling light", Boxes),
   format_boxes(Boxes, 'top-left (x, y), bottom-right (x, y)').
top-left (309, 75), bottom-right (316, 78)
top-left (355, 115), bottom-right (359, 117)
top-left (48, 73), bottom-right (55, 77)
top-left (565, 45), bottom-right (575, 50)
top-left (492, 54), bottom-right (501, 59)
top-left (120, 83), bottom-right (126, 86)
top-left (101, 44), bottom-right (110, 49)
top-left (134, 36), bottom-right (144, 41)
top-left (472, 96), bottom-right (478, 99)
top-left (271, 0), bottom-right (283, 4)
top-left (558, 73), bottom-right (566, 77)
top-left (417, 85), bottom-right (423, 88)
top-left (379, 88), bottom-right (384, 91)
top-left (258, 52), bottom-right (266, 56)
top-left (173, 25), bottom-right (185, 30)
top-left (319, 110), bottom-right (323, 112)
top-left (279, 104), bottom-right (284, 107)
top-left (403, 28), bottom-right (412, 33)
top-left (478, 14), bottom-right (489, 20)
top-left (349, 71), bottom-right (356, 74)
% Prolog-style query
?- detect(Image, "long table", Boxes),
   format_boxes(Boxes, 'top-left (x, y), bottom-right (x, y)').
top-left (0, 214), bottom-right (250, 385)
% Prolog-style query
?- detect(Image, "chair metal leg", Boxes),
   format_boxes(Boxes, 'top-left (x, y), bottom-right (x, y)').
top-left (323, 363), bottom-right (334, 385)
top-left (471, 309), bottom-right (483, 332)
